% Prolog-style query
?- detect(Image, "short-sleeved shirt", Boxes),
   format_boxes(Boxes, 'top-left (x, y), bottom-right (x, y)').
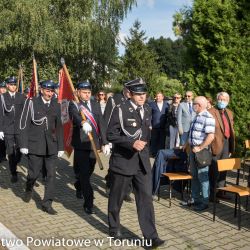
top-left (189, 109), bottom-right (215, 146)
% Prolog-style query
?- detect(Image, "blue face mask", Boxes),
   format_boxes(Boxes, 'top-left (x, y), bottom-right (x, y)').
top-left (217, 101), bottom-right (228, 109)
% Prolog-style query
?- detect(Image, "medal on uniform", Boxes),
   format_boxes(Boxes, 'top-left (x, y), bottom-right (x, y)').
top-left (129, 107), bottom-right (133, 112)
top-left (132, 122), bottom-right (137, 127)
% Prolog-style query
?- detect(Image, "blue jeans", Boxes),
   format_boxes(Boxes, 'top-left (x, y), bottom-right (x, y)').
top-left (190, 152), bottom-right (209, 205)
top-left (180, 132), bottom-right (189, 146)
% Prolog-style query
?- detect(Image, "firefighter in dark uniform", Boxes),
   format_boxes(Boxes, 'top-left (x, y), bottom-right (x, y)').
top-left (107, 79), bottom-right (165, 248)
top-left (68, 82), bottom-right (109, 214)
top-left (20, 80), bottom-right (64, 215)
top-left (0, 77), bottom-right (25, 182)
top-left (103, 82), bottom-right (134, 202)
top-left (0, 81), bottom-right (7, 162)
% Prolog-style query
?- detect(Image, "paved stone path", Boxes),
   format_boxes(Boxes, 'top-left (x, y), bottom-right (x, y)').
top-left (0, 153), bottom-right (249, 249)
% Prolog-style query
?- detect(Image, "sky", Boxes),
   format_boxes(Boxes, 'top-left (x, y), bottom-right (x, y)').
top-left (118, 0), bottom-right (193, 55)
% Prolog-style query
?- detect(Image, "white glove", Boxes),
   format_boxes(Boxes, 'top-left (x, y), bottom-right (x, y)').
top-left (102, 144), bottom-right (111, 156)
top-left (82, 121), bottom-right (92, 134)
top-left (57, 151), bottom-right (64, 158)
top-left (20, 148), bottom-right (29, 155)
top-left (0, 132), bottom-right (4, 140)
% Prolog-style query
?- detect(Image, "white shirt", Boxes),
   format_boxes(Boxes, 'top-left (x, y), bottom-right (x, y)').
top-left (157, 101), bottom-right (163, 112)
top-left (130, 101), bottom-right (144, 119)
top-left (84, 100), bottom-right (92, 111)
top-left (8, 91), bottom-right (15, 98)
top-left (41, 97), bottom-right (51, 106)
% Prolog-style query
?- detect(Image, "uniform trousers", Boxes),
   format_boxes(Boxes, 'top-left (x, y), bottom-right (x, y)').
top-left (0, 139), bottom-right (6, 161)
top-left (4, 134), bottom-right (21, 176)
top-left (26, 154), bottom-right (56, 208)
top-left (209, 138), bottom-right (229, 196)
top-left (74, 150), bottom-right (96, 209)
top-left (108, 167), bottom-right (158, 240)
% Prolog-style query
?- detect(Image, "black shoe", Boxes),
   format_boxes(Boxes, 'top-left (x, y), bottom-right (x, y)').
top-left (42, 206), bottom-right (58, 215)
top-left (84, 207), bottom-right (96, 215)
top-left (11, 175), bottom-right (18, 183)
top-left (24, 190), bottom-right (32, 203)
top-left (109, 231), bottom-right (122, 240)
top-left (193, 204), bottom-right (209, 211)
top-left (0, 157), bottom-right (7, 162)
top-left (124, 194), bottom-right (134, 203)
top-left (76, 190), bottom-right (83, 199)
top-left (150, 238), bottom-right (166, 248)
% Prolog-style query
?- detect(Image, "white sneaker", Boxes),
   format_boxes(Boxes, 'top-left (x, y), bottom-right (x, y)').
top-left (180, 198), bottom-right (194, 206)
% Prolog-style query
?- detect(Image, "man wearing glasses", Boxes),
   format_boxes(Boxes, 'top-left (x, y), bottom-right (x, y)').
top-left (167, 93), bottom-right (182, 149)
top-left (177, 91), bottom-right (196, 145)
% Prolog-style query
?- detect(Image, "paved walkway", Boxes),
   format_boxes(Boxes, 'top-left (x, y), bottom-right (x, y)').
top-left (0, 153), bottom-right (249, 249)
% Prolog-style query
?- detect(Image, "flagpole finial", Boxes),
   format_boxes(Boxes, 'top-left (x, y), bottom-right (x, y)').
top-left (61, 57), bottom-right (65, 66)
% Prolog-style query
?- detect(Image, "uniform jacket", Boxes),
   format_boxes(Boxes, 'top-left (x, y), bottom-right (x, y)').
top-left (107, 100), bottom-right (152, 175)
top-left (208, 107), bottom-right (235, 155)
top-left (0, 92), bottom-right (26, 135)
top-left (177, 101), bottom-right (196, 133)
top-left (68, 99), bottom-right (108, 150)
top-left (148, 101), bottom-right (169, 129)
top-left (103, 92), bottom-right (127, 125)
top-left (19, 96), bottom-right (64, 155)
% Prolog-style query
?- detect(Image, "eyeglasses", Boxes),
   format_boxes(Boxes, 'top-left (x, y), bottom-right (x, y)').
top-left (99, 93), bottom-right (104, 96)
top-left (185, 95), bottom-right (192, 97)
top-left (174, 96), bottom-right (181, 99)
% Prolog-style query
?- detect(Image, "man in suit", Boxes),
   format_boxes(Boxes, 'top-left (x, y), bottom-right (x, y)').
top-left (149, 92), bottom-right (169, 157)
top-left (103, 82), bottom-right (134, 202)
top-left (68, 82), bottom-right (109, 214)
top-left (208, 92), bottom-right (235, 200)
top-left (0, 81), bottom-right (7, 162)
top-left (0, 77), bottom-right (25, 182)
top-left (20, 80), bottom-right (64, 215)
top-left (107, 78), bottom-right (165, 248)
top-left (177, 91), bottom-right (196, 145)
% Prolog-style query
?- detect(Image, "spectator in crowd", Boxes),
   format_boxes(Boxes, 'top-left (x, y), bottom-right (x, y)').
top-left (96, 90), bottom-right (107, 115)
top-left (183, 96), bottom-right (215, 211)
top-left (208, 92), bottom-right (235, 201)
top-left (177, 91), bottom-right (195, 145)
top-left (167, 93), bottom-right (182, 149)
top-left (149, 92), bottom-right (169, 157)
top-left (206, 96), bottom-right (213, 110)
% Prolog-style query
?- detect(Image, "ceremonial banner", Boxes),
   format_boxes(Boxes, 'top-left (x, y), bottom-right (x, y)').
top-left (17, 65), bottom-right (24, 93)
top-left (58, 68), bottom-right (74, 157)
top-left (28, 56), bottom-right (39, 98)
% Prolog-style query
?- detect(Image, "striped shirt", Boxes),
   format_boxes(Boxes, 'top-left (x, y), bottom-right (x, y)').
top-left (189, 110), bottom-right (215, 146)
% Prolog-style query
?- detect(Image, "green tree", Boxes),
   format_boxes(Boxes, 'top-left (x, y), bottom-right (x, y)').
top-left (0, 0), bottom-right (136, 90)
top-left (173, 0), bottom-right (250, 154)
top-left (120, 20), bottom-right (160, 94)
top-left (153, 74), bottom-right (185, 97)
top-left (147, 37), bottom-right (187, 79)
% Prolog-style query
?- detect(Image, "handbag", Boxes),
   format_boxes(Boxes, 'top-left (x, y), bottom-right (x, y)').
top-left (195, 148), bottom-right (212, 168)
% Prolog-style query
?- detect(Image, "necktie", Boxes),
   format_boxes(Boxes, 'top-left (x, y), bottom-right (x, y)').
top-left (136, 106), bottom-right (142, 120)
top-left (221, 110), bottom-right (230, 138)
top-left (45, 102), bottom-right (49, 109)
top-left (188, 103), bottom-right (192, 114)
top-left (83, 101), bottom-right (90, 111)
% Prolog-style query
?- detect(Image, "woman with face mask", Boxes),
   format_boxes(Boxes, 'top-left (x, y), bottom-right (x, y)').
top-left (208, 92), bottom-right (235, 202)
